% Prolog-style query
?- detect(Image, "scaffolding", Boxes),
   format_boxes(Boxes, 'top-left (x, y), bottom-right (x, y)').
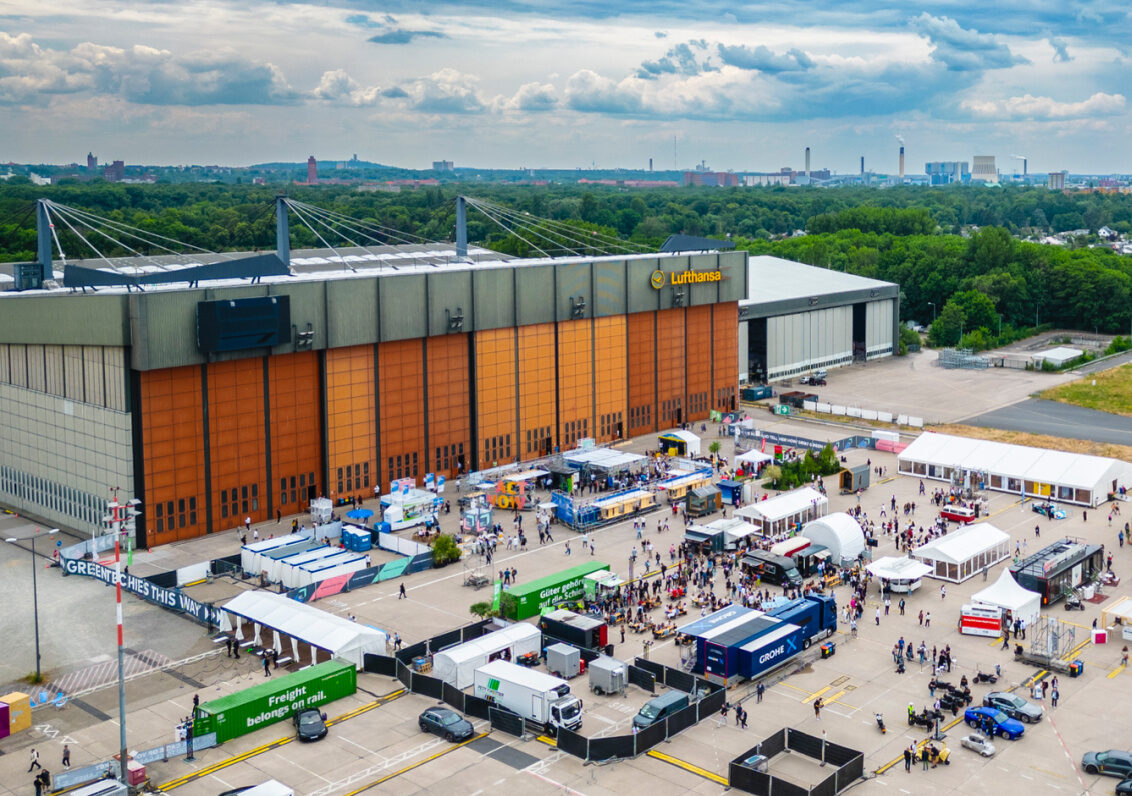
top-left (462, 551), bottom-right (490, 590)
top-left (1022, 616), bottom-right (1078, 671)
top-left (937, 348), bottom-right (990, 369)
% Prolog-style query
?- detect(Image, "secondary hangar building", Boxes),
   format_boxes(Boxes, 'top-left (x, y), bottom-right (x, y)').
top-left (739, 255), bottom-right (901, 383)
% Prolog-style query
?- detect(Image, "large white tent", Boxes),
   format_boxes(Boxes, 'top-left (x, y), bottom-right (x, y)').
top-left (866, 557), bottom-right (933, 592)
top-left (432, 622), bottom-right (541, 689)
top-left (898, 431), bottom-right (1129, 507)
top-left (912, 522), bottom-right (1010, 583)
top-left (801, 513), bottom-right (865, 566)
top-left (218, 590), bottom-right (386, 669)
top-left (972, 570), bottom-right (1041, 628)
top-left (735, 487), bottom-right (828, 536)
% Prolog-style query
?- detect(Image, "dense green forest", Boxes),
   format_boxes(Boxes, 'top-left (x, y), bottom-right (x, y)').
top-left (2, 182), bottom-right (1131, 343)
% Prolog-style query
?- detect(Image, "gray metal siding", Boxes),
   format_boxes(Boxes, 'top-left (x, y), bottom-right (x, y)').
top-left (555, 263), bottom-right (591, 321)
top-left (379, 273), bottom-right (427, 341)
top-left (427, 271), bottom-right (473, 337)
top-left (593, 261), bottom-right (627, 317)
top-left (474, 268), bottom-right (517, 329)
top-left (514, 267), bottom-right (554, 325)
top-left (766, 306), bottom-right (853, 380)
top-left (327, 279), bottom-right (378, 348)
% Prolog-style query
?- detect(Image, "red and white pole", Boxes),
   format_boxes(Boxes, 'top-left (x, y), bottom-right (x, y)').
top-left (111, 493), bottom-right (128, 783)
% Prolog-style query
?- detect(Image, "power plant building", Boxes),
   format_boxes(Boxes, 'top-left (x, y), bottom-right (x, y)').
top-left (971, 156), bottom-right (998, 184)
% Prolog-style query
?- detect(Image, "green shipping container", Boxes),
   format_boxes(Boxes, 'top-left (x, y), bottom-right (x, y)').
top-left (504, 561), bottom-right (610, 619)
top-left (194, 659), bottom-right (356, 744)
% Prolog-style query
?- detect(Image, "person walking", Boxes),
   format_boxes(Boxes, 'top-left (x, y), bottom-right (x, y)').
top-left (1051, 687), bottom-right (1059, 708)
top-left (925, 611), bottom-right (931, 628)
top-left (875, 607), bottom-right (881, 626)
top-left (904, 745), bottom-right (913, 773)
top-left (61, 744), bottom-right (70, 770)
top-left (225, 637), bottom-right (232, 657)
top-left (263, 656), bottom-right (271, 677)
top-left (813, 697), bottom-right (822, 720)
top-left (918, 610), bottom-right (924, 626)
top-left (940, 585), bottom-right (946, 600)
top-left (399, 582), bottom-right (407, 599)
top-left (756, 682), bottom-right (765, 703)
top-left (921, 745), bottom-right (930, 771)
top-left (28, 748), bottom-right (41, 772)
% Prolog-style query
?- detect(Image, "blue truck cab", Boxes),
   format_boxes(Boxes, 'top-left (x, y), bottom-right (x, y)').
top-left (767, 594), bottom-right (837, 649)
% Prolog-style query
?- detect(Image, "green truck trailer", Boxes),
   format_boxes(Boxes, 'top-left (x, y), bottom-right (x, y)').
top-left (194, 659), bottom-right (356, 744)
top-left (504, 561), bottom-right (610, 619)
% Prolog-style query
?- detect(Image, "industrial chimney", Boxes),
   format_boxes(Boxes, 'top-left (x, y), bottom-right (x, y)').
top-left (898, 146), bottom-right (905, 180)
top-left (860, 156), bottom-right (865, 175)
top-left (805, 147), bottom-right (811, 178)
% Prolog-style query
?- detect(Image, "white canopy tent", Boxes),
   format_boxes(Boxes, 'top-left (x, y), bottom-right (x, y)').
top-left (432, 622), bottom-right (541, 689)
top-left (736, 449), bottom-right (773, 468)
top-left (801, 513), bottom-right (865, 566)
top-left (562, 448), bottom-right (647, 471)
top-left (898, 431), bottom-right (1129, 507)
top-left (867, 556), bottom-right (932, 583)
top-left (912, 522), bottom-right (1010, 583)
top-left (218, 590), bottom-right (386, 669)
top-left (735, 487), bottom-right (828, 536)
top-left (659, 429), bottom-right (701, 456)
top-left (972, 570), bottom-right (1042, 628)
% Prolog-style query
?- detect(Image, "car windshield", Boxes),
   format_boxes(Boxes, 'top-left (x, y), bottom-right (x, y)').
top-left (299, 713), bottom-right (321, 725)
top-left (989, 710), bottom-right (1008, 723)
top-left (639, 704), bottom-right (659, 719)
top-left (440, 712), bottom-right (462, 725)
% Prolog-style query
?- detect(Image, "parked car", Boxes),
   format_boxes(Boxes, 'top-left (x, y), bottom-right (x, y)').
top-left (1082, 751), bottom-right (1132, 778)
top-left (1032, 502), bottom-right (1069, 520)
top-left (1116, 778), bottom-right (1132, 794)
top-left (983, 691), bottom-right (1043, 723)
top-left (292, 708), bottom-right (327, 742)
top-left (419, 706), bottom-right (475, 742)
top-left (959, 733), bottom-right (996, 757)
top-left (963, 706), bottom-right (1025, 740)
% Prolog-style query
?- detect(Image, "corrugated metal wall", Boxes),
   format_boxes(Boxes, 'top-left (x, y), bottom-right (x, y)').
top-left (865, 299), bottom-right (895, 357)
top-left (765, 306), bottom-right (853, 380)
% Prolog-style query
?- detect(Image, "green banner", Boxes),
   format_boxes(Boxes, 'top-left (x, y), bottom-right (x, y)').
top-left (491, 579), bottom-right (503, 612)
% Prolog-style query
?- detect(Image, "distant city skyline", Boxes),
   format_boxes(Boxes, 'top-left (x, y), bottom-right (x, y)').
top-left (0, 1), bottom-right (1129, 172)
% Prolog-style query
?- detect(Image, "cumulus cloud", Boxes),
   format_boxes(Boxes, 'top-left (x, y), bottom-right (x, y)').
top-left (404, 68), bottom-right (485, 113)
top-left (495, 81), bottom-right (558, 111)
top-left (382, 86), bottom-right (409, 99)
top-left (636, 40), bottom-right (710, 79)
top-left (1048, 36), bottom-right (1072, 62)
top-left (368, 29), bottom-right (447, 45)
top-left (716, 44), bottom-right (813, 73)
top-left (911, 14), bottom-right (1028, 71)
top-left (0, 32), bottom-right (298, 106)
top-left (312, 69), bottom-right (382, 106)
top-left (962, 92), bottom-right (1126, 120)
top-left (565, 70), bottom-right (645, 114)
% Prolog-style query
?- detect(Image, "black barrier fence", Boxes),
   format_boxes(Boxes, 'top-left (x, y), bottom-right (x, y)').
top-left (412, 672), bottom-right (444, 700)
top-left (557, 727), bottom-right (588, 759)
top-left (728, 763), bottom-right (771, 795)
top-left (635, 719), bottom-right (667, 755)
top-left (443, 682), bottom-right (464, 712)
top-left (665, 667), bottom-right (696, 694)
top-left (489, 707), bottom-right (524, 737)
top-left (772, 778), bottom-right (809, 796)
top-left (431, 628), bottom-right (463, 653)
top-left (588, 734), bottom-right (635, 762)
top-left (627, 665), bottom-right (656, 694)
top-left (397, 641), bottom-right (428, 664)
top-left (839, 753), bottom-right (864, 785)
top-left (464, 694), bottom-right (491, 721)
top-left (759, 728), bottom-right (787, 758)
top-left (729, 729), bottom-right (863, 795)
top-left (787, 728), bottom-right (823, 761)
top-left (811, 772), bottom-right (837, 796)
top-left (667, 703), bottom-right (699, 736)
top-left (633, 657), bottom-right (665, 684)
top-left (461, 619), bottom-right (494, 642)
top-left (822, 740), bottom-right (859, 768)
top-left (698, 689), bottom-right (727, 721)
top-left (397, 660), bottom-right (412, 688)
top-left (146, 570), bottom-right (177, 588)
top-left (363, 653), bottom-right (397, 677)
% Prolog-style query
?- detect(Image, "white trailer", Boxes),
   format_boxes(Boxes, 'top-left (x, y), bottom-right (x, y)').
top-left (474, 659), bottom-right (583, 734)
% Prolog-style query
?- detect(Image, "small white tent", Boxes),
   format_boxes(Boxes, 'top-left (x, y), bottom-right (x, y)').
top-left (432, 623), bottom-right (541, 689)
top-left (912, 522), bottom-right (1010, 583)
top-left (866, 557), bottom-right (933, 593)
top-left (219, 590), bottom-right (386, 669)
top-left (801, 513), bottom-right (865, 566)
top-left (972, 570), bottom-right (1041, 628)
top-left (659, 429), bottom-right (701, 456)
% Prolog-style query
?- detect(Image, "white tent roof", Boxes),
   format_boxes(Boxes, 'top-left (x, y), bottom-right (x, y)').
top-left (913, 523), bottom-right (1009, 565)
top-left (562, 448), bottom-right (646, 470)
top-left (972, 570), bottom-right (1042, 616)
top-left (221, 590), bottom-right (385, 668)
top-left (432, 623), bottom-right (541, 688)
top-left (801, 513), bottom-right (865, 563)
top-left (736, 487), bottom-right (827, 523)
top-left (736, 449), bottom-right (773, 466)
top-left (866, 556), bottom-right (932, 581)
top-left (899, 432), bottom-right (1126, 492)
top-left (660, 429), bottom-right (700, 445)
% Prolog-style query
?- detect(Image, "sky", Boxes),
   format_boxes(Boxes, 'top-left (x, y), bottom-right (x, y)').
top-left (0, 0), bottom-right (1129, 173)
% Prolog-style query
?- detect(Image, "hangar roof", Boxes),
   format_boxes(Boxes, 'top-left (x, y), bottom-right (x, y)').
top-left (742, 255), bottom-right (896, 305)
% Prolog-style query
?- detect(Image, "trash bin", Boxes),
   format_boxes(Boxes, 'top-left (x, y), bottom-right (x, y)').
top-left (821, 642), bottom-right (836, 658)
top-left (1069, 660), bottom-right (1084, 677)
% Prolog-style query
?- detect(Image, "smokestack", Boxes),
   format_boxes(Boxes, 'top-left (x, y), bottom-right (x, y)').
top-left (805, 147), bottom-right (811, 178)
top-left (899, 146), bottom-right (905, 180)
top-left (860, 156), bottom-right (865, 175)
top-left (1023, 158), bottom-right (1027, 177)
top-left (649, 157), bottom-right (653, 172)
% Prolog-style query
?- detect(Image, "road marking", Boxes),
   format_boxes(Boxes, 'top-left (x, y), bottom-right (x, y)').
top-left (646, 749), bottom-right (729, 785)
top-left (1108, 664), bottom-right (1125, 679)
top-left (803, 686), bottom-right (832, 703)
top-left (342, 732), bottom-right (487, 795)
top-left (875, 715), bottom-right (965, 774)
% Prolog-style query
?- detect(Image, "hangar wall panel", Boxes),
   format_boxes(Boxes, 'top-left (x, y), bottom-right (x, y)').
top-left (140, 367), bottom-right (204, 545)
top-left (685, 305), bottom-right (712, 421)
top-left (379, 339), bottom-right (426, 484)
top-left (326, 345), bottom-right (376, 505)
top-left (268, 352), bottom-right (322, 514)
top-left (426, 334), bottom-right (471, 479)
top-left (475, 327), bottom-right (516, 470)
top-left (518, 323), bottom-right (556, 459)
top-left (656, 309), bottom-right (685, 426)
top-left (594, 316), bottom-right (627, 443)
top-left (713, 302), bottom-right (738, 411)
top-left (627, 312), bottom-right (657, 436)
top-left (866, 300), bottom-right (895, 358)
top-left (557, 319), bottom-right (594, 448)
top-left (766, 306), bottom-right (853, 380)
top-left (207, 358), bottom-right (268, 530)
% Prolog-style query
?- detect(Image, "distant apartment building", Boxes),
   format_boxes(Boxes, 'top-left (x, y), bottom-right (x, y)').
top-left (102, 160), bottom-right (125, 182)
top-left (971, 155), bottom-right (998, 183)
top-left (925, 161), bottom-right (969, 185)
top-left (684, 171), bottom-right (740, 187)
top-left (432, 160), bottom-right (455, 172)
top-left (1048, 171), bottom-right (1067, 190)
top-left (307, 156), bottom-right (318, 185)
top-left (86, 152), bottom-right (98, 171)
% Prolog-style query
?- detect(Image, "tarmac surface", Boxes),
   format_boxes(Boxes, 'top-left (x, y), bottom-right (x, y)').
top-left (3, 353), bottom-right (1132, 796)
top-left (968, 398), bottom-right (1132, 446)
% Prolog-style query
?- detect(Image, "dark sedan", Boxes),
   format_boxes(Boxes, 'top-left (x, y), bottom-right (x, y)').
top-left (983, 691), bottom-right (1043, 723)
top-left (419, 706), bottom-right (475, 742)
top-left (293, 708), bottom-right (328, 742)
top-left (1083, 751), bottom-right (1132, 778)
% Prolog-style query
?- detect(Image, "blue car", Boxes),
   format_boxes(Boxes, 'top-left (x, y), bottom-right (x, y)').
top-left (964, 706), bottom-right (1025, 740)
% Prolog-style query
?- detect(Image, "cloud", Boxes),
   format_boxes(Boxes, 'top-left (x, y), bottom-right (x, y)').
top-left (1047, 36), bottom-right (1072, 62)
top-left (565, 69), bottom-right (645, 114)
top-left (0, 32), bottom-right (298, 106)
top-left (345, 13), bottom-right (381, 29)
top-left (404, 68), bottom-right (485, 113)
top-left (636, 40), bottom-right (711, 79)
top-left (911, 14), bottom-right (1028, 71)
top-left (717, 44), bottom-right (813, 73)
top-left (496, 81), bottom-right (558, 111)
top-left (367, 29), bottom-right (447, 45)
top-left (962, 92), bottom-right (1126, 120)
top-left (654, 31), bottom-right (667, 39)
top-left (382, 86), bottom-right (409, 99)
top-left (312, 69), bottom-right (382, 106)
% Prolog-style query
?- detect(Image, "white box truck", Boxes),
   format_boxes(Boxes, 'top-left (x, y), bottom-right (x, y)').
top-left (474, 659), bottom-right (583, 735)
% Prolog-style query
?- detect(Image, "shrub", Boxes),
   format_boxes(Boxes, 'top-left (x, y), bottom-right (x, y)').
top-left (431, 533), bottom-right (461, 567)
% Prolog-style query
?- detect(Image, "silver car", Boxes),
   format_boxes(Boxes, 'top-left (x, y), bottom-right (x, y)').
top-left (983, 691), bottom-right (1043, 723)
top-left (961, 733), bottom-right (997, 757)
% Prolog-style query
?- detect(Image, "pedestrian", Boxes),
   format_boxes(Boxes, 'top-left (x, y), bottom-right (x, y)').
top-left (394, 632), bottom-right (402, 650)
top-left (875, 607), bottom-right (881, 626)
top-left (918, 610), bottom-right (924, 626)
top-left (28, 748), bottom-right (41, 772)
top-left (246, 516), bottom-right (251, 531)
top-left (62, 744), bottom-right (70, 770)
top-left (904, 745), bottom-right (913, 773)
top-left (719, 702), bottom-right (729, 727)
top-left (620, 625), bottom-right (625, 644)
top-left (899, 598), bottom-right (906, 616)
top-left (756, 682), bottom-right (765, 703)
top-left (813, 697), bottom-right (822, 720)
top-left (192, 693), bottom-right (199, 713)
top-left (399, 582), bottom-right (407, 599)
top-left (940, 585), bottom-right (946, 600)
top-left (263, 656), bottom-right (271, 677)
top-left (225, 637), bottom-right (232, 657)
top-left (884, 597), bottom-right (890, 616)
top-left (240, 533), bottom-right (247, 546)
top-left (925, 611), bottom-right (931, 628)
top-left (921, 745), bottom-right (930, 770)
top-left (739, 706), bottom-right (748, 729)
top-left (252, 528), bottom-right (259, 543)
top-left (1051, 687), bottom-right (1059, 708)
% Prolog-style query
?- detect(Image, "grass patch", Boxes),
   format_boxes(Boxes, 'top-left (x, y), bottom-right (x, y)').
top-left (931, 423), bottom-right (1132, 462)
top-left (1038, 364), bottom-right (1132, 418)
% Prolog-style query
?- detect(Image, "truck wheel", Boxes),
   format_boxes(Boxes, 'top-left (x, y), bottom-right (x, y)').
top-left (803, 638), bottom-right (812, 650)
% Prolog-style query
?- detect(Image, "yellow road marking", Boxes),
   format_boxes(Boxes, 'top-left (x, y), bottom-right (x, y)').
top-left (536, 735), bottom-right (557, 746)
top-left (803, 686), bottom-right (831, 703)
top-left (343, 732), bottom-right (487, 795)
top-left (647, 749), bottom-right (729, 785)
top-left (777, 682), bottom-right (810, 694)
top-left (157, 688), bottom-right (405, 791)
top-left (822, 690), bottom-right (848, 706)
top-left (1108, 664), bottom-right (1125, 679)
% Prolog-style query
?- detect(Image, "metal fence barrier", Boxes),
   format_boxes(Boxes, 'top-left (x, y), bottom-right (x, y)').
top-left (632, 657), bottom-right (665, 685)
top-left (363, 653), bottom-right (397, 677)
top-left (667, 703), bottom-right (699, 736)
top-left (588, 734), bottom-right (635, 762)
top-left (412, 672), bottom-right (443, 700)
top-left (665, 667), bottom-right (695, 694)
top-left (556, 727), bottom-right (588, 759)
top-left (464, 694), bottom-right (491, 721)
top-left (443, 682), bottom-right (465, 712)
top-left (489, 707), bottom-right (524, 737)
top-left (627, 665), bottom-right (656, 694)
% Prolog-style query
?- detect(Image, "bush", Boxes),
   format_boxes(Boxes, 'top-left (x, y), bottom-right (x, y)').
top-left (431, 533), bottom-right (461, 567)
top-left (1105, 336), bottom-right (1132, 355)
top-left (469, 601), bottom-right (499, 619)
top-left (499, 592), bottom-right (517, 619)
top-left (764, 444), bottom-right (841, 490)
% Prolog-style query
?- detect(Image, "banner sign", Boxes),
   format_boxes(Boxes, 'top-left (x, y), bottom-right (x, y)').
top-left (286, 551), bottom-right (433, 604)
top-left (62, 558), bottom-right (220, 626)
top-left (491, 579), bottom-right (503, 612)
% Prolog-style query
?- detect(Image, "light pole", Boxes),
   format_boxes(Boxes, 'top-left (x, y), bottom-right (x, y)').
top-left (928, 302), bottom-right (936, 323)
top-left (5, 528), bottom-right (51, 683)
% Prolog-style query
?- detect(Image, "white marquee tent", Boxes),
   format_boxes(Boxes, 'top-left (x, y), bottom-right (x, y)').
top-left (912, 522), bottom-right (1010, 583)
top-left (866, 557), bottom-right (933, 592)
top-left (432, 622), bottom-right (541, 689)
top-left (801, 513), bottom-right (865, 566)
top-left (736, 449), bottom-right (774, 468)
top-left (898, 431), bottom-right (1129, 507)
top-left (736, 487), bottom-right (828, 536)
top-left (972, 570), bottom-right (1042, 628)
top-left (218, 590), bottom-right (386, 669)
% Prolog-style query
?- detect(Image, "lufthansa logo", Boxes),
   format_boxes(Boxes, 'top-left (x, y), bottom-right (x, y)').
top-left (650, 270), bottom-right (665, 289)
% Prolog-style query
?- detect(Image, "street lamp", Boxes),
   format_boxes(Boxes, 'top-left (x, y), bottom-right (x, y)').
top-left (5, 528), bottom-right (54, 683)
top-left (928, 302), bottom-right (936, 323)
